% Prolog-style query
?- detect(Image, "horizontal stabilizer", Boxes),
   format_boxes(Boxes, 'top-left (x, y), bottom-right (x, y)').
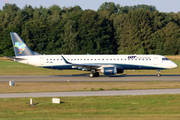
top-left (4, 56), bottom-right (28, 61)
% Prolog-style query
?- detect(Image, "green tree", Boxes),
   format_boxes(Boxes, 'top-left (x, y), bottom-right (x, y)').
top-left (118, 9), bottom-right (153, 54)
top-left (61, 20), bottom-right (78, 54)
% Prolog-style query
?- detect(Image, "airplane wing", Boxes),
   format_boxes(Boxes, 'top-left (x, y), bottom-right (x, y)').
top-left (61, 56), bottom-right (101, 70)
top-left (71, 63), bottom-right (101, 68)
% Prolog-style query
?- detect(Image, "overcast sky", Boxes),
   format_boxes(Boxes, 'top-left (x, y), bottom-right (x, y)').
top-left (1, 0), bottom-right (180, 13)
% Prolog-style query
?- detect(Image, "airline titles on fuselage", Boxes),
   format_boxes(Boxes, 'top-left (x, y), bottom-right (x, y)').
top-left (128, 56), bottom-right (151, 60)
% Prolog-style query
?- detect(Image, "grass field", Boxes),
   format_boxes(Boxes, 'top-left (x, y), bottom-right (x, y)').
top-left (0, 95), bottom-right (180, 120)
top-left (1, 81), bottom-right (180, 93)
top-left (0, 56), bottom-right (180, 75)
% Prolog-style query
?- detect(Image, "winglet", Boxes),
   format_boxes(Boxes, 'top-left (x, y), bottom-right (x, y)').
top-left (61, 56), bottom-right (72, 64)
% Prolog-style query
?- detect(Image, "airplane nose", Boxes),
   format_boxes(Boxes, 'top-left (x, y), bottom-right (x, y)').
top-left (172, 63), bottom-right (177, 68)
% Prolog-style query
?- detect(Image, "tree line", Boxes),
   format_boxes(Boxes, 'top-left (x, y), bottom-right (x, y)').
top-left (0, 2), bottom-right (180, 56)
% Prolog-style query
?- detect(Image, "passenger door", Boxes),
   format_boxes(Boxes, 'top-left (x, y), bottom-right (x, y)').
top-left (40, 57), bottom-right (44, 65)
top-left (154, 57), bottom-right (158, 65)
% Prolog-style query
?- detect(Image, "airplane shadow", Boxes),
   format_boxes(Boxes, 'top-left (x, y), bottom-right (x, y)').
top-left (108, 74), bottom-right (180, 77)
top-left (54, 74), bottom-right (180, 77)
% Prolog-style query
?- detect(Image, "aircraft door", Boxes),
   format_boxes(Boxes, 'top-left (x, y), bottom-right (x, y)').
top-left (154, 57), bottom-right (158, 65)
top-left (40, 57), bottom-right (44, 65)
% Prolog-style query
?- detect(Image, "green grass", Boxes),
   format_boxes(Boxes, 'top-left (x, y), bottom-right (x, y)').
top-left (0, 95), bottom-right (180, 119)
top-left (0, 57), bottom-right (180, 75)
top-left (1, 81), bottom-right (180, 93)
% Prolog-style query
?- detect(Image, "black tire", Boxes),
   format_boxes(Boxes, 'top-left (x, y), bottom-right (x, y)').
top-left (94, 72), bottom-right (99, 77)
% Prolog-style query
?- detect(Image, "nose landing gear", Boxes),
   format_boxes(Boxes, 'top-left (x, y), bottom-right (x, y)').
top-left (157, 69), bottom-right (161, 77)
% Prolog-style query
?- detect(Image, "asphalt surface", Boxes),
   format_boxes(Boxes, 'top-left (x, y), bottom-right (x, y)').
top-left (0, 75), bottom-right (180, 82)
top-left (1, 89), bottom-right (180, 98)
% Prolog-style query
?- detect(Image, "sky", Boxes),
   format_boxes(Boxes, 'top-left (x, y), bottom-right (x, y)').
top-left (1, 0), bottom-right (180, 13)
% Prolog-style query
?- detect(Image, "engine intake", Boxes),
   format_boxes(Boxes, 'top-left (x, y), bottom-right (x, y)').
top-left (101, 67), bottom-right (117, 75)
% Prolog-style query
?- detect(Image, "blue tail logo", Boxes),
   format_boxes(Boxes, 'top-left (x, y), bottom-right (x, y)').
top-left (14, 41), bottom-right (26, 54)
top-left (10, 32), bottom-right (41, 56)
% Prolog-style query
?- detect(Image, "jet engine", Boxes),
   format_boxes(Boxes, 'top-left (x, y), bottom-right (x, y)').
top-left (101, 67), bottom-right (117, 75)
top-left (100, 67), bottom-right (124, 75)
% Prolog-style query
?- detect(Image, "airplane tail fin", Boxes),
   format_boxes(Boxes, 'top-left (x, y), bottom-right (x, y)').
top-left (10, 32), bottom-right (40, 56)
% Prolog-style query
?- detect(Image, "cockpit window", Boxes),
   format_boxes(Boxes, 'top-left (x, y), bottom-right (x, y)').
top-left (162, 58), bottom-right (169, 61)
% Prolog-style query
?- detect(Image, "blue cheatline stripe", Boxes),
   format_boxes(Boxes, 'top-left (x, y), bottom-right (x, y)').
top-left (40, 63), bottom-right (166, 70)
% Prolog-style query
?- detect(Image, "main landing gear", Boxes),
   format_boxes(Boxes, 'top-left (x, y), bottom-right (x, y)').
top-left (89, 72), bottom-right (99, 78)
top-left (89, 69), bottom-right (99, 78)
top-left (157, 69), bottom-right (161, 77)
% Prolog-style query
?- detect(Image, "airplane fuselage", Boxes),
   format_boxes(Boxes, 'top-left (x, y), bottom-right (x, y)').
top-left (15, 54), bottom-right (177, 70)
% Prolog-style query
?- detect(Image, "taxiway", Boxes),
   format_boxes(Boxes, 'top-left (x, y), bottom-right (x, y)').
top-left (0, 75), bottom-right (180, 82)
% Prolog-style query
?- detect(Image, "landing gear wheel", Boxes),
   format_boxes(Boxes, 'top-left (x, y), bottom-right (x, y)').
top-left (158, 73), bottom-right (161, 77)
top-left (89, 73), bottom-right (94, 78)
top-left (94, 72), bottom-right (99, 77)
top-left (157, 69), bottom-right (161, 77)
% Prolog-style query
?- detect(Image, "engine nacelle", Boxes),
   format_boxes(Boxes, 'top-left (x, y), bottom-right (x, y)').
top-left (101, 67), bottom-right (117, 75)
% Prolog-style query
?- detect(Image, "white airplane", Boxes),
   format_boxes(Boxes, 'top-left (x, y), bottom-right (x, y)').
top-left (10, 32), bottom-right (177, 77)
